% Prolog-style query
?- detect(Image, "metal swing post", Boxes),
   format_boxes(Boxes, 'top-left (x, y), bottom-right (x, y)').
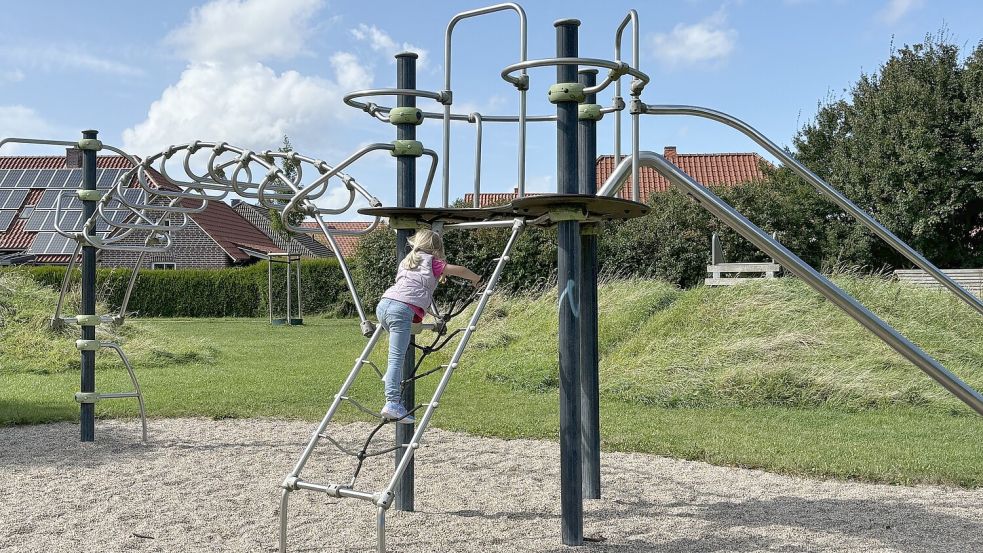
top-left (578, 68), bottom-right (601, 500)
top-left (554, 19), bottom-right (584, 546)
top-left (394, 51), bottom-right (418, 512)
top-left (79, 129), bottom-right (99, 442)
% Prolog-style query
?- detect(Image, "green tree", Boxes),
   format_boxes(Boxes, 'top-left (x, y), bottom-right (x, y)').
top-left (266, 135), bottom-right (305, 253)
top-left (779, 33), bottom-right (983, 269)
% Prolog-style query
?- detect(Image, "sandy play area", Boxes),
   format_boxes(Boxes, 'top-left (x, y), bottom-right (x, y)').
top-left (1, 418), bottom-right (981, 552)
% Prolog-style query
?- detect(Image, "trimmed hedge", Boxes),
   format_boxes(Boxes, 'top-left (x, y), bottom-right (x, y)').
top-left (21, 259), bottom-right (352, 318)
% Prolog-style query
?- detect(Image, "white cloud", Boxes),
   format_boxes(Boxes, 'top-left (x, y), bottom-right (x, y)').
top-left (0, 106), bottom-right (62, 154)
top-left (0, 45), bottom-right (143, 77)
top-left (166, 0), bottom-right (324, 63)
top-left (350, 24), bottom-right (428, 67)
top-left (877, 0), bottom-right (924, 24)
top-left (122, 60), bottom-right (370, 155)
top-left (1, 69), bottom-right (24, 83)
top-left (124, 0), bottom-right (375, 158)
top-left (650, 9), bottom-right (737, 66)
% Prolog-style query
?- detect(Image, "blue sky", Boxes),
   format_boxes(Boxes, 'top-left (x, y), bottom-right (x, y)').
top-left (1, 0), bottom-right (980, 216)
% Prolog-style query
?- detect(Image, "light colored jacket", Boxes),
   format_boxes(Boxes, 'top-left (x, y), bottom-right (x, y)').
top-left (382, 253), bottom-right (439, 311)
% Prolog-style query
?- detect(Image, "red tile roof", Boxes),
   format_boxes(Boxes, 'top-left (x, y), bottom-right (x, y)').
top-left (181, 198), bottom-right (282, 262)
top-left (598, 147), bottom-right (768, 200)
top-left (301, 221), bottom-right (373, 258)
top-left (0, 156), bottom-right (136, 170)
top-left (0, 219), bottom-right (33, 250)
top-left (462, 147), bottom-right (769, 207)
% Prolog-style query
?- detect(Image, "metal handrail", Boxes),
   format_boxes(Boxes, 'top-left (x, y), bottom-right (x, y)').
top-left (444, 3), bottom-right (528, 205)
top-left (643, 104), bottom-right (983, 316)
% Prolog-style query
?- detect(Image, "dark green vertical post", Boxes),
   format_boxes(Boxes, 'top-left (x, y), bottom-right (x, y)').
top-left (577, 69), bottom-right (601, 499)
top-left (80, 130), bottom-right (98, 442)
top-left (394, 51), bottom-right (417, 512)
top-left (555, 19), bottom-right (583, 546)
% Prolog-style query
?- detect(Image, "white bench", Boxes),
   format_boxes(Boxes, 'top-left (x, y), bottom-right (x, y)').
top-left (894, 268), bottom-right (983, 298)
top-left (706, 262), bottom-right (782, 286)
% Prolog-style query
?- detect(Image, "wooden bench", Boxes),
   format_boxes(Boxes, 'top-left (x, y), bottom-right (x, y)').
top-left (706, 262), bottom-right (782, 286)
top-left (894, 268), bottom-right (983, 298)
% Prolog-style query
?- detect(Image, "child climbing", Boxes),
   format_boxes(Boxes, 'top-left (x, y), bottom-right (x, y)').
top-left (377, 229), bottom-right (481, 423)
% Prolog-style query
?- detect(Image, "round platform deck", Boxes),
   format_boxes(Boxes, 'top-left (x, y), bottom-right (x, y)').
top-left (358, 194), bottom-right (649, 226)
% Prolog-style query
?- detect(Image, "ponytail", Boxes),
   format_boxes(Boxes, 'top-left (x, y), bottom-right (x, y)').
top-left (399, 229), bottom-right (445, 270)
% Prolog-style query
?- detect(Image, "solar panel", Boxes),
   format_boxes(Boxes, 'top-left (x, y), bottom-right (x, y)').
top-left (0, 211), bottom-right (16, 232)
top-left (1, 170), bottom-right (23, 188)
top-left (47, 170), bottom-right (70, 188)
top-left (27, 232), bottom-right (52, 253)
top-left (0, 190), bottom-right (10, 206)
top-left (33, 169), bottom-right (55, 188)
top-left (98, 169), bottom-right (122, 189)
top-left (64, 170), bottom-right (83, 189)
top-left (24, 210), bottom-right (53, 232)
top-left (57, 211), bottom-right (83, 231)
top-left (16, 169), bottom-right (40, 188)
top-left (0, 170), bottom-right (7, 183)
top-left (1, 189), bottom-right (27, 209)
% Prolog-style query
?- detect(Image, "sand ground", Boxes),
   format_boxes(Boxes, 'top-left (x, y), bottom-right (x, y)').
top-left (1, 418), bottom-right (981, 552)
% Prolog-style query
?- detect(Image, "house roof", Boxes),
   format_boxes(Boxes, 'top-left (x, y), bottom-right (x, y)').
top-left (462, 147), bottom-right (768, 207)
top-left (0, 155), bottom-right (281, 264)
top-left (181, 198), bottom-right (282, 262)
top-left (232, 201), bottom-right (333, 258)
top-left (597, 146), bottom-right (768, 199)
top-left (301, 221), bottom-right (373, 258)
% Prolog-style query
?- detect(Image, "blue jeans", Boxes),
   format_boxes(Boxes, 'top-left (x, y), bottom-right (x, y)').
top-left (376, 298), bottom-right (415, 403)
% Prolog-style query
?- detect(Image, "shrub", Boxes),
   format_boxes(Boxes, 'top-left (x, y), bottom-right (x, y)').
top-left (20, 258), bottom-right (351, 318)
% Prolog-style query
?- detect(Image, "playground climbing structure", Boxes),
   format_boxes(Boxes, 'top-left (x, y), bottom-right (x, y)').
top-left (3, 3), bottom-right (983, 553)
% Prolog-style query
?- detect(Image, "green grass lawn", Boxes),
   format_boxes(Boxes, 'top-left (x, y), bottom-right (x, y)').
top-left (2, 271), bottom-right (982, 487)
top-left (3, 316), bottom-right (982, 487)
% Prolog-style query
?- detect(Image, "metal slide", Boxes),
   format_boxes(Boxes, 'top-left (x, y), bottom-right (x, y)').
top-left (599, 149), bottom-right (983, 416)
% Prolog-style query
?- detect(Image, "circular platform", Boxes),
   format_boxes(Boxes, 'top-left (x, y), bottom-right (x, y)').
top-left (359, 195), bottom-right (649, 227)
top-left (357, 206), bottom-right (496, 225)
top-left (492, 194), bottom-right (649, 223)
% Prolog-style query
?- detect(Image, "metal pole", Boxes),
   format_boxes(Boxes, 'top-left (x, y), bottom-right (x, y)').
top-left (577, 69), bottom-right (600, 501)
top-left (555, 19), bottom-right (583, 546)
top-left (296, 257), bottom-right (303, 322)
top-left (394, 51), bottom-right (417, 512)
top-left (286, 256), bottom-right (292, 323)
top-left (268, 259), bottom-right (273, 324)
top-left (80, 130), bottom-right (98, 442)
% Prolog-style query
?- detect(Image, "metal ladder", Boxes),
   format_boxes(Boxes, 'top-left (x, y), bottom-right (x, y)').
top-left (278, 219), bottom-right (525, 553)
top-left (53, 246), bottom-right (148, 442)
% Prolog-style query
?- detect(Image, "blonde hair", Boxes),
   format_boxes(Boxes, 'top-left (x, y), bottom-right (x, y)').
top-left (400, 229), bottom-right (446, 270)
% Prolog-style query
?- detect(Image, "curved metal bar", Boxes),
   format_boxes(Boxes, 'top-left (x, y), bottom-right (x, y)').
top-left (500, 57), bottom-right (650, 93)
top-left (601, 150), bottom-right (983, 415)
top-left (282, 143), bottom-right (395, 230)
top-left (613, 10), bottom-right (640, 188)
top-left (307, 215), bottom-right (370, 326)
top-left (419, 149), bottom-right (439, 208)
top-left (644, 104), bottom-right (983, 316)
top-left (469, 113), bottom-right (483, 208)
top-left (344, 88), bottom-right (446, 112)
top-left (445, 3), bottom-right (528, 206)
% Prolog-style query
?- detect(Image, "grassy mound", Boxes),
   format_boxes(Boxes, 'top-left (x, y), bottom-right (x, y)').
top-left (0, 271), bottom-right (218, 375)
top-left (465, 276), bottom-right (983, 414)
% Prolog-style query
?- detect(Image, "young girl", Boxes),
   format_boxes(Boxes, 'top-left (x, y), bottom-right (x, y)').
top-left (376, 229), bottom-right (480, 423)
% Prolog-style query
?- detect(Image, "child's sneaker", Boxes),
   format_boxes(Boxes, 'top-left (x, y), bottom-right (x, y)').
top-left (381, 402), bottom-right (415, 424)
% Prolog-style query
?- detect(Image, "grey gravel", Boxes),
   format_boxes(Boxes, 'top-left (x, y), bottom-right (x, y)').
top-left (1, 418), bottom-right (981, 552)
